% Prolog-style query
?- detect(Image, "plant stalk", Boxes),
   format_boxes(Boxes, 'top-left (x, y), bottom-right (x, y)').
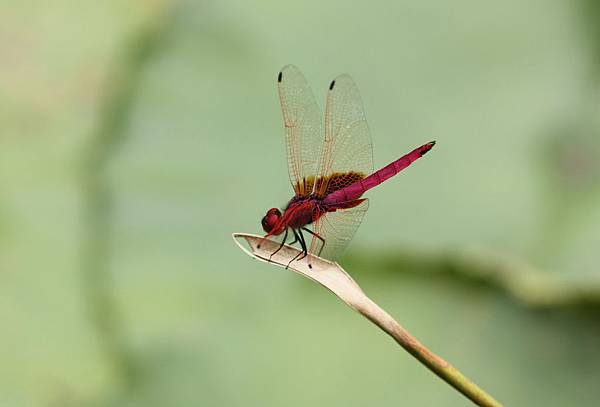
top-left (233, 233), bottom-right (503, 407)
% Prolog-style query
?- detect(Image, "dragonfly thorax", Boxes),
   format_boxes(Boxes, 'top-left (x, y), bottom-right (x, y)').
top-left (261, 197), bottom-right (327, 237)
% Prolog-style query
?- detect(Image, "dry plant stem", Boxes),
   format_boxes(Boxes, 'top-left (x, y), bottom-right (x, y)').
top-left (233, 233), bottom-right (503, 407)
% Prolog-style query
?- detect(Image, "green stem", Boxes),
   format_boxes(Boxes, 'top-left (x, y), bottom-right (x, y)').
top-left (357, 297), bottom-right (503, 407)
top-left (234, 233), bottom-right (503, 407)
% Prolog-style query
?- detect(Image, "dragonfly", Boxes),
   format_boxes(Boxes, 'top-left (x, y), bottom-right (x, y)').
top-left (259, 65), bottom-right (435, 268)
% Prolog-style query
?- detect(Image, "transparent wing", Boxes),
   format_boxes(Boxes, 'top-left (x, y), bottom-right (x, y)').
top-left (309, 199), bottom-right (369, 261)
top-left (313, 73), bottom-right (374, 197)
top-left (277, 65), bottom-right (323, 197)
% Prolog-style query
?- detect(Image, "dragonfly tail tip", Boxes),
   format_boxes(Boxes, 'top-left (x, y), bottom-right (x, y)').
top-left (420, 141), bottom-right (436, 156)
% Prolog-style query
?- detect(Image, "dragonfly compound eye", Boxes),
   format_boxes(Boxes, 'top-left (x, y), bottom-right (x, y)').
top-left (261, 215), bottom-right (271, 233)
top-left (261, 208), bottom-right (281, 233)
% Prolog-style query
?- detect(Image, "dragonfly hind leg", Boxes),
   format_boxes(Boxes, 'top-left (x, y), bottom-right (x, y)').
top-left (302, 227), bottom-right (325, 269)
top-left (302, 227), bottom-right (325, 256)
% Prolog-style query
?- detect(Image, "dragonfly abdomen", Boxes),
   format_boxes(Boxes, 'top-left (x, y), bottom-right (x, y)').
top-left (323, 141), bottom-right (435, 205)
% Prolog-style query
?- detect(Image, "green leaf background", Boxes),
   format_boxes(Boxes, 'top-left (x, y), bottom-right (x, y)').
top-left (1, 1), bottom-right (599, 406)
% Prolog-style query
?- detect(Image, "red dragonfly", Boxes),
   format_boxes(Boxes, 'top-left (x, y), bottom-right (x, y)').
top-left (259, 65), bottom-right (435, 268)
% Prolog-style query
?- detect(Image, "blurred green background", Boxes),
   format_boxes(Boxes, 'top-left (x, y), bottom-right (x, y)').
top-left (2, 1), bottom-right (600, 406)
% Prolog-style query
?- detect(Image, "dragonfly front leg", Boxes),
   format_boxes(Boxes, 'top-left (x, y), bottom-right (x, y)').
top-left (269, 228), bottom-right (288, 261)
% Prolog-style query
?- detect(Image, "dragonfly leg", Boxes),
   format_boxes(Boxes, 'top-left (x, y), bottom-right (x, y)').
top-left (269, 228), bottom-right (288, 261)
top-left (297, 229), bottom-right (309, 261)
top-left (286, 228), bottom-right (308, 269)
top-left (302, 227), bottom-right (325, 269)
top-left (288, 230), bottom-right (299, 246)
top-left (302, 227), bottom-right (325, 257)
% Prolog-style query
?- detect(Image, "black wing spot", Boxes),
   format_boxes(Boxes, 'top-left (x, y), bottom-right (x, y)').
top-left (329, 80), bottom-right (335, 90)
top-left (278, 71), bottom-right (283, 82)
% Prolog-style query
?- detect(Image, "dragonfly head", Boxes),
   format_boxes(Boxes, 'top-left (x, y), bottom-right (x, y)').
top-left (261, 208), bottom-right (282, 233)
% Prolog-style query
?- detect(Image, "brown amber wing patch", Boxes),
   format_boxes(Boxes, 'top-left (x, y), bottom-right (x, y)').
top-left (314, 171), bottom-right (365, 198)
top-left (293, 176), bottom-right (315, 197)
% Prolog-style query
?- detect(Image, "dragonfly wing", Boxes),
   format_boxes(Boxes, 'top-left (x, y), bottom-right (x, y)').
top-left (309, 199), bottom-right (369, 261)
top-left (278, 65), bottom-right (323, 196)
top-left (314, 73), bottom-right (374, 198)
